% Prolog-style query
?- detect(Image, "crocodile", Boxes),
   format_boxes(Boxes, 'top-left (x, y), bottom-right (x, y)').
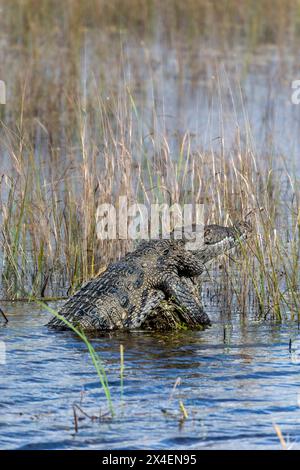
top-left (47, 217), bottom-right (253, 331)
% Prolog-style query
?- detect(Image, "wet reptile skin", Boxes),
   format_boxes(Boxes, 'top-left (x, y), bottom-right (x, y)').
top-left (47, 220), bottom-right (252, 331)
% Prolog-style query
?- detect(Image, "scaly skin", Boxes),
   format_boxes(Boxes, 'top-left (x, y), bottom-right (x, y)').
top-left (47, 220), bottom-right (252, 331)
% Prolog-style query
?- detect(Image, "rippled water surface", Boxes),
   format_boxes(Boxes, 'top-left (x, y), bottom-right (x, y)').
top-left (1, 302), bottom-right (300, 450)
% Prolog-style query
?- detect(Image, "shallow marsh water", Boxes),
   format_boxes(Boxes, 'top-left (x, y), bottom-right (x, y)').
top-left (1, 301), bottom-right (300, 450)
top-left (1, 1), bottom-right (300, 452)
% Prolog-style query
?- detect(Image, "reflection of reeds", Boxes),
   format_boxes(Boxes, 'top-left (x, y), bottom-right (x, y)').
top-left (0, 0), bottom-right (299, 321)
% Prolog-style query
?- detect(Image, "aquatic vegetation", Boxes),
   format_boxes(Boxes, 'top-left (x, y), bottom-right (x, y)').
top-left (1, 2), bottom-right (300, 451)
top-left (37, 300), bottom-right (114, 416)
top-left (0, 0), bottom-right (299, 323)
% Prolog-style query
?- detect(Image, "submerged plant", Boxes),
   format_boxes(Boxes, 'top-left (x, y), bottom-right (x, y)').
top-left (36, 300), bottom-right (114, 417)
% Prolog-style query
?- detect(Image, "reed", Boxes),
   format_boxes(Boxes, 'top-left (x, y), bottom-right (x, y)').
top-left (0, 0), bottom-right (299, 322)
top-left (36, 300), bottom-right (114, 416)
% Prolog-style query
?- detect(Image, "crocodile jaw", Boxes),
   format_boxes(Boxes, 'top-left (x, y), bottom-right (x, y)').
top-left (191, 221), bottom-right (252, 264)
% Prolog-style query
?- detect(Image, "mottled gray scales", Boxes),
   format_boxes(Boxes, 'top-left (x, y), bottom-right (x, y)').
top-left (47, 220), bottom-right (252, 331)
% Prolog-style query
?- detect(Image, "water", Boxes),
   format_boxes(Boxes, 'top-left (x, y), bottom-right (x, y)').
top-left (1, 2), bottom-right (300, 452)
top-left (80, 38), bottom-right (300, 164)
top-left (1, 301), bottom-right (300, 450)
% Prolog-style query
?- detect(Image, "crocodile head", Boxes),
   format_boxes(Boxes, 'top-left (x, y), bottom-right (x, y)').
top-left (197, 219), bottom-right (253, 264)
top-left (204, 220), bottom-right (251, 243)
top-left (172, 217), bottom-right (253, 263)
